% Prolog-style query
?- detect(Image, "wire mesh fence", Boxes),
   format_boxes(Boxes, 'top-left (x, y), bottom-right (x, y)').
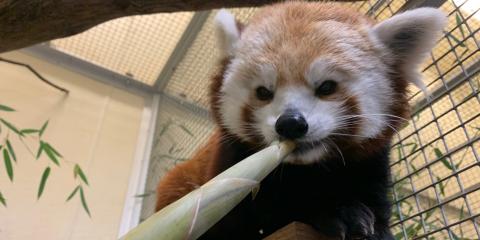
top-left (49, 12), bottom-right (194, 86)
top-left (389, 0), bottom-right (480, 238)
top-left (138, 0), bottom-right (480, 239)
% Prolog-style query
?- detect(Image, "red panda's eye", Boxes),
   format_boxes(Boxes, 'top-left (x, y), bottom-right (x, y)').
top-left (255, 86), bottom-right (274, 101)
top-left (315, 80), bottom-right (337, 97)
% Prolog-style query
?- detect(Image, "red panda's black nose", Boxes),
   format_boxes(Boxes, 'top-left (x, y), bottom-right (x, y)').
top-left (275, 112), bottom-right (308, 140)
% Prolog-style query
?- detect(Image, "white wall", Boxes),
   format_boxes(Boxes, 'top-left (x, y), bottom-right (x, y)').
top-left (0, 51), bottom-right (148, 240)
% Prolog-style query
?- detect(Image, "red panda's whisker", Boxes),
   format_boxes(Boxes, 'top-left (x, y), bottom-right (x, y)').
top-left (328, 140), bottom-right (345, 166)
top-left (345, 113), bottom-right (408, 122)
top-left (329, 132), bottom-right (368, 138)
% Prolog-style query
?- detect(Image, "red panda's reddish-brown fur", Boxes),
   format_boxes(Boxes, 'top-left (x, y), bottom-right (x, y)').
top-left (155, 131), bottom-right (220, 211)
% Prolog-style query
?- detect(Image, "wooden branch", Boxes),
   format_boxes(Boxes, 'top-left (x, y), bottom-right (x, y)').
top-left (0, 57), bottom-right (69, 94)
top-left (0, 0), bottom-right (361, 53)
top-left (264, 222), bottom-right (332, 240)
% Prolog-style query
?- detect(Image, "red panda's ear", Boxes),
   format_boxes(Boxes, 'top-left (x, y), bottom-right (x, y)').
top-left (372, 8), bottom-right (447, 93)
top-left (215, 9), bottom-right (242, 58)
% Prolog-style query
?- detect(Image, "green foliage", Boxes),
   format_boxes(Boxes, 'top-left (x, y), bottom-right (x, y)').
top-left (0, 104), bottom-right (91, 216)
top-left (20, 129), bottom-right (39, 134)
top-left (6, 139), bottom-right (16, 162)
top-left (134, 191), bottom-right (155, 198)
top-left (37, 167), bottom-right (51, 199)
top-left (66, 186), bottom-right (80, 201)
top-left (455, 13), bottom-right (465, 37)
top-left (0, 118), bottom-right (23, 136)
top-left (74, 164), bottom-right (89, 186)
top-left (0, 191), bottom-right (6, 206)
top-left (41, 141), bottom-right (61, 166)
top-left (39, 120), bottom-right (49, 137)
top-left (392, 129), bottom-right (477, 239)
top-left (3, 148), bottom-right (13, 181)
top-left (444, 31), bottom-right (466, 48)
top-left (433, 147), bottom-right (453, 170)
top-left (140, 118), bottom-right (196, 198)
top-left (79, 187), bottom-right (91, 217)
top-left (155, 119), bottom-right (195, 164)
top-left (435, 176), bottom-right (449, 196)
top-left (0, 104), bottom-right (15, 112)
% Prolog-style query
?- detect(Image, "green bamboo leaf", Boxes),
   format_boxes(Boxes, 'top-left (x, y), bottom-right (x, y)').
top-left (21, 129), bottom-right (40, 134)
top-left (79, 187), bottom-right (91, 217)
top-left (458, 47), bottom-right (468, 60)
top-left (470, 126), bottom-right (480, 131)
top-left (134, 192), bottom-right (154, 198)
top-left (3, 149), bottom-right (13, 181)
top-left (445, 32), bottom-right (466, 48)
top-left (36, 142), bottom-right (44, 159)
top-left (6, 139), bottom-right (16, 162)
top-left (436, 176), bottom-right (446, 196)
top-left (39, 120), bottom-right (49, 137)
top-left (43, 143), bottom-right (60, 166)
top-left (0, 104), bottom-right (15, 112)
top-left (0, 145), bottom-right (2, 151)
top-left (0, 119), bottom-right (23, 136)
top-left (66, 186), bottom-right (80, 202)
top-left (459, 205), bottom-right (465, 220)
top-left (157, 120), bottom-right (172, 137)
top-left (44, 142), bottom-right (62, 157)
top-left (178, 124), bottom-right (194, 137)
top-left (455, 13), bottom-right (465, 37)
top-left (37, 167), bottom-right (51, 199)
top-left (409, 143), bottom-right (418, 155)
top-left (455, 158), bottom-right (465, 170)
top-left (433, 147), bottom-right (453, 170)
top-left (168, 143), bottom-right (176, 154)
top-left (394, 231), bottom-right (404, 240)
top-left (452, 232), bottom-right (461, 240)
top-left (74, 164), bottom-right (89, 186)
top-left (0, 191), bottom-right (6, 207)
top-left (397, 146), bottom-right (402, 160)
top-left (157, 154), bottom-right (187, 162)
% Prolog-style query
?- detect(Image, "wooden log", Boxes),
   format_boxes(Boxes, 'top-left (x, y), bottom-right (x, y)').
top-left (264, 222), bottom-right (333, 240)
top-left (0, 0), bottom-right (361, 53)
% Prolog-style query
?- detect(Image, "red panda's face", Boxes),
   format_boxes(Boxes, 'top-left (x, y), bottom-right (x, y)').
top-left (213, 3), bottom-right (446, 164)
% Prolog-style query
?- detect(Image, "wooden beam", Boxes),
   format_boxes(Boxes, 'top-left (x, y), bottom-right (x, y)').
top-left (0, 0), bottom-right (360, 53)
top-left (264, 222), bottom-right (332, 240)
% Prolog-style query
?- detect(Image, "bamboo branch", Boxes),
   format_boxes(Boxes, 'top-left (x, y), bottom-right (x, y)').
top-left (0, 0), bottom-right (361, 53)
top-left (120, 141), bottom-right (295, 240)
top-left (0, 57), bottom-right (69, 94)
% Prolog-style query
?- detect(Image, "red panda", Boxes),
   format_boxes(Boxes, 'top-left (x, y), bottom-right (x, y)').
top-left (156, 2), bottom-right (446, 239)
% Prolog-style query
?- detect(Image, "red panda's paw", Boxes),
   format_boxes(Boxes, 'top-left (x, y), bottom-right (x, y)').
top-left (311, 201), bottom-right (380, 240)
top-left (337, 202), bottom-right (376, 240)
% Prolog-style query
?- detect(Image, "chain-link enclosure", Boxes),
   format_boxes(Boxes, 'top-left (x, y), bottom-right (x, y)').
top-left (44, 0), bottom-right (480, 238)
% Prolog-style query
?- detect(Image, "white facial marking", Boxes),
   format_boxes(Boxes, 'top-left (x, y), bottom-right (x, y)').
top-left (220, 59), bottom-right (250, 139)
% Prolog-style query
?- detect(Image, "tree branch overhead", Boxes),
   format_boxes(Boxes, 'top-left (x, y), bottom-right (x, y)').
top-left (0, 0), bottom-right (360, 53)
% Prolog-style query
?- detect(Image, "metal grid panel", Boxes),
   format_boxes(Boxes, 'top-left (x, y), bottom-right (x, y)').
top-left (50, 12), bottom-right (193, 85)
top-left (390, 0), bottom-right (480, 238)
top-left (143, 1), bottom-right (480, 239)
top-left (140, 95), bottom-right (214, 221)
top-left (163, 8), bottom-right (258, 108)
